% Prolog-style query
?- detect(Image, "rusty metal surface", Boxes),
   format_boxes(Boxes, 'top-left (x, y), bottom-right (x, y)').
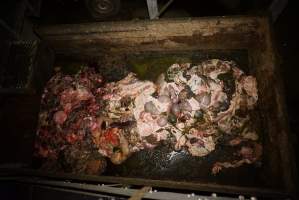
top-left (34, 16), bottom-right (297, 196)
top-left (36, 16), bottom-right (260, 56)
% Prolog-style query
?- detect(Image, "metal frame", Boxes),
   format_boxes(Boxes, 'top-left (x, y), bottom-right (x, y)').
top-left (1, 168), bottom-right (292, 199)
top-left (1, 176), bottom-right (260, 200)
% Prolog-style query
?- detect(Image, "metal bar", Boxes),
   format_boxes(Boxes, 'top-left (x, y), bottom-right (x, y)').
top-left (146, 0), bottom-right (159, 19)
top-left (155, 0), bottom-right (175, 19)
top-left (0, 168), bottom-right (290, 198)
top-left (9, 177), bottom-right (241, 200)
top-left (29, 185), bottom-right (118, 199)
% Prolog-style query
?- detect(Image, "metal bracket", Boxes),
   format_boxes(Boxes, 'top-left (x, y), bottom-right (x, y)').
top-left (146, 0), bottom-right (175, 20)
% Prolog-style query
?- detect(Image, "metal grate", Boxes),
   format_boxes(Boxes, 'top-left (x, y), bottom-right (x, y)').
top-left (0, 40), bottom-right (53, 94)
top-left (0, 41), bottom-right (37, 90)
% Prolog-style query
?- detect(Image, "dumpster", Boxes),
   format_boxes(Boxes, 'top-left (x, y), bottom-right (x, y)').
top-left (4, 16), bottom-right (296, 198)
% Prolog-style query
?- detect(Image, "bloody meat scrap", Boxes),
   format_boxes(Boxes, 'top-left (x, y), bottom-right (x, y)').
top-left (35, 59), bottom-right (262, 175)
top-left (35, 68), bottom-right (106, 174)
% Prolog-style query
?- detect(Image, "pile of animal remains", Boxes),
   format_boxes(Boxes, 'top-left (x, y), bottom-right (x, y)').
top-left (35, 59), bottom-right (262, 175)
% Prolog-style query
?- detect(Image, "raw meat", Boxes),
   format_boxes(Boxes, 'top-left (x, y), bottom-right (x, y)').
top-left (35, 59), bottom-right (261, 175)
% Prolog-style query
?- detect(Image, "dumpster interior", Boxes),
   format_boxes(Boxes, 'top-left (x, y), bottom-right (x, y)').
top-left (0, 1), bottom-right (298, 200)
